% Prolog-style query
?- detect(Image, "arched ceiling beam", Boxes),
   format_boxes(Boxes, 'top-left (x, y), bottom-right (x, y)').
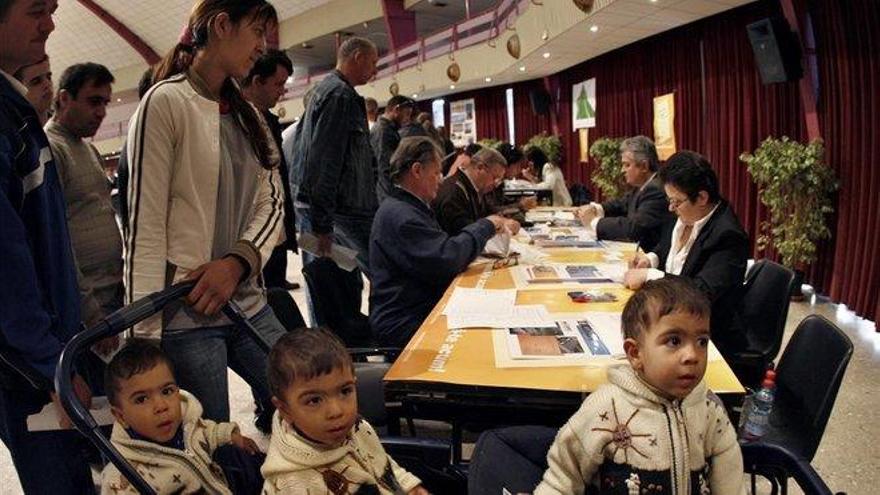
top-left (76, 0), bottom-right (160, 65)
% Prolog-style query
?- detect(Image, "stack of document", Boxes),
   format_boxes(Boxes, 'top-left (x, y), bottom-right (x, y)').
top-left (443, 287), bottom-right (557, 329)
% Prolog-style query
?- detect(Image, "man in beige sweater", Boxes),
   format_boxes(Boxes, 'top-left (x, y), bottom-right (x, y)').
top-left (45, 62), bottom-right (122, 334)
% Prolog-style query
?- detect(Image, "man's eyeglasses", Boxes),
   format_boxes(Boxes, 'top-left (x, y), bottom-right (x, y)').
top-left (492, 253), bottom-right (520, 270)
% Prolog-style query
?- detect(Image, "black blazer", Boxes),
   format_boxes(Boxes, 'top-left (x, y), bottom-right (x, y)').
top-left (598, 175), bottom-right (673, 252)
top-left (653, 201), bottom-right (749, 353)
top-left (432, 170), bottom-right (491, 235)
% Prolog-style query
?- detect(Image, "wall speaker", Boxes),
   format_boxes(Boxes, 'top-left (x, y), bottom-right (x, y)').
top-left (529, 88), bottom-right (552, 115)
top-left (746, 17), bottom-right (803, 84)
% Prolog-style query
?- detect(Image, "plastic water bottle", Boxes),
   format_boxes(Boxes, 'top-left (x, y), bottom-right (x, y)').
top-left (741, 370), bottom-right (776, 441)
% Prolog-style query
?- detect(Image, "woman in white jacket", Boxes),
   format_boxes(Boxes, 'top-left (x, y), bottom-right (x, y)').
top-left (124, 0), bottom-right (286, 427)
top-left (525, 146), bottom-right (572, 207)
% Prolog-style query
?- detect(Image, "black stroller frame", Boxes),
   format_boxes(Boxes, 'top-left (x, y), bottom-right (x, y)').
top-left (54, 281), bottom-right (267, 495)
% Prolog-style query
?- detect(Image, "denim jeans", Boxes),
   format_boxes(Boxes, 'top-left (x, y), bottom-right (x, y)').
top-left (0, 387), bottom-right (96, 494)
top-left (332, 212), bottom-right (374, 279)
top-left (161, 304), bottom-right (285, 422)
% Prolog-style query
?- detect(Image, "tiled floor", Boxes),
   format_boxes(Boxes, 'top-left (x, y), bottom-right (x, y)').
top-left (0, 254), bottom-right (877, 494)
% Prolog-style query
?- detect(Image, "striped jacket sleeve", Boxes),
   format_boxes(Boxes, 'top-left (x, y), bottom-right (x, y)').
top-left (227, 112), bottom-right (284, 279)
top-left (124, 86), bottom-right (176, 340)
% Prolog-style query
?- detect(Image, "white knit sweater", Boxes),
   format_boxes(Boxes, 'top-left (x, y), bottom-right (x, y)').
top-left (535, 364), bottom-right (744, 495)
top-left (262, 413), bottom-right (421, 494)
top-left (101, 391), bottom-right (238, 495)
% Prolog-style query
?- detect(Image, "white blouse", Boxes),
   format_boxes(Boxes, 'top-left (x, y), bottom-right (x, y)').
top-left (537, 163), bottom-right (572, 207)
top-left (646, 204), bottom-right (719, 279)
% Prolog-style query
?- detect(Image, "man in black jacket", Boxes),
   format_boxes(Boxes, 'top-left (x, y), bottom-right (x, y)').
top-left (370, 137), bottom-right (507, 347)
top-left (243, 49), bottom-right (298, 290)
top-left (295, 36), bottom-right (378, 276)
top-left (623, 151), bottom-right (749, 354)
top-left (577, 135), bottom-right (672, 251)
top-left (371, 94), bottom-right (414, 203)
top-left (433, 147), bottom-right (519, 235)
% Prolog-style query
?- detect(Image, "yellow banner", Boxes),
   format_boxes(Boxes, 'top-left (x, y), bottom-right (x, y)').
top-left (653, 93), bottom-right (676, 160)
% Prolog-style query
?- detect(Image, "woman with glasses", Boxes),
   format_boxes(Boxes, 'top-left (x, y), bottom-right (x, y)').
top-left (622, 150), bottom-right (749, 355)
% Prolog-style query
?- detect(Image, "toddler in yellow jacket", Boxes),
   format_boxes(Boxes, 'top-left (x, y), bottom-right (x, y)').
top-left (262, 328), bottom-right (427, 494)
top-left (535, 277), bottom-right (745, 495)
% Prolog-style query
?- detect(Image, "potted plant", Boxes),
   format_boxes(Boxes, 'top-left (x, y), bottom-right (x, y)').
top-left (477, 138), bottom-right (502, 150)
top-left (740, 137), bottom-right (838, 299)
top-left (525, 132), bottom-right (563, 165)
top-left (588, 137), bottom-right (625, 199)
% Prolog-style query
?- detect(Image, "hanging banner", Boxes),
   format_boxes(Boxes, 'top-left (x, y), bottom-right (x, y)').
top-left (653, 93), bottom-right (676, 160)
top-left (450, 98), bottom-right (477, 147)
top-left (571, 78), bottom-right (596, 130)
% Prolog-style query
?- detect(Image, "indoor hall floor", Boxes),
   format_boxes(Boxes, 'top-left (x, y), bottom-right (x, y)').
top-left (0, 252), bottom-right (877, 494)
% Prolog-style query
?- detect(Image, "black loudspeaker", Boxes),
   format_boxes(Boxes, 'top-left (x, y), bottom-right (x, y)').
top-left (529, 88), bottom-right (552, 115)
top-left (746, 17), bottom-right (803, 84)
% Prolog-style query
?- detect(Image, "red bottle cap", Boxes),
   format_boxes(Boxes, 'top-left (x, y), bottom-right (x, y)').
top-left (762, 379), bottom-right (775, 389)
top-left (764, 369), bottom-right (777, 382)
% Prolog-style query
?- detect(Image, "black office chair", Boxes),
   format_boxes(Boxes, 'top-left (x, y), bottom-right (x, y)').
top-left (302, 257), bottom-right (373, 347)
top-left (729, 259), bottom-right (797, 389)
top-left (568, 183), bottom-right (592, 206)
top-left (741, 442), bottom-right (838, 495)
top-left (265, 287), bottom-right (306, 331)
top-left (761, 315), bottom-right (853, 461)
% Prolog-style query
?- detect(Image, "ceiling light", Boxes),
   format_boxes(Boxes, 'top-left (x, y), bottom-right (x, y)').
top-left (449, 84), bottom-right (456, 90)
top-left (412, 93), bottom-right (418, 98)
top-left (116, 98), bottom-right (122, 102)
top-left (590, 25), bottom-right (599, 33)
top-left (542, 52), bottom-right (551, 58)
top-left (519, 66), bottom-right (526, 72)
top-left (485, 77), bottom-right (492, 82)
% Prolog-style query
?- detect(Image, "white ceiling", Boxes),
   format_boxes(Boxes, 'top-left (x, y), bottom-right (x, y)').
top-left (46, 0), bottom-right (335, 82)
top-left (421, 0), bottom-right (756, 100)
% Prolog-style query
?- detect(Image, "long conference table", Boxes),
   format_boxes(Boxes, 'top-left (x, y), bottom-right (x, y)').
top-left (383, 209), bottom-right (744, 460)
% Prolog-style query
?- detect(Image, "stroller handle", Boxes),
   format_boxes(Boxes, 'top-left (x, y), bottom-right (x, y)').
top-left (54, 280), bottom-right (272, 495)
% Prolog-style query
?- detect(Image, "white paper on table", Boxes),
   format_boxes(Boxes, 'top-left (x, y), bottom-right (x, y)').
top-left (298, 232), bottom-right (359, 272)
top-left (442, 287), bottom-right (517, 316)
top-left (508, 239), bottom-right (547, 265)
top-left (493, 329), bottom-right (625, 369)
top-left (553, 211), bottom-right (576, 221)
top-left (446, 305), bottom-right (551, 329)
top-left (483, 231), bottom-right (511, 257)
top-left (27, 396), bottom-right (114, 432)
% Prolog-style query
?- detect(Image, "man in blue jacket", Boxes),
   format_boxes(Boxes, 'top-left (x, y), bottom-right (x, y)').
top-left (0, 1), bottom-right (96, 492)
top-left (296, 36), bottom-right (379, 275)
top-left (369, 137), bottom-right (508, 347)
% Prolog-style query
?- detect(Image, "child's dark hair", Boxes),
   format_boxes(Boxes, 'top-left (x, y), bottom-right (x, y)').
top-left (268, 328), bottom-right (354, 400)
top-left (104, 339), bottom-right (175, 406)
top-left (622, 278), bottom-right (711, 339)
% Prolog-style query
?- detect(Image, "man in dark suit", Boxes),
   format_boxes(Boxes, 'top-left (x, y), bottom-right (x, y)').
top-left (371, 95), bottom-right (414, 203)
top-left (433, 147), bottom-right (519, 235)
top-left (577, 136), bottom-right (673, 251)
top-left (623, 151), bottom-right (749, 354)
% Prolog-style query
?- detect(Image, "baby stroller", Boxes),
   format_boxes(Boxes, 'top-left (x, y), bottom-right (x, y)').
top-left (54, 281), bottom-right (465, 494)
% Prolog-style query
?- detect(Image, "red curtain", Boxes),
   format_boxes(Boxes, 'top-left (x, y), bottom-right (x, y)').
top-left (440, 86), bottom-right (509, 143)
top-left (435, 0), bottom-right (880, 322)
top-left (810, 0), bottom-right (880, 323)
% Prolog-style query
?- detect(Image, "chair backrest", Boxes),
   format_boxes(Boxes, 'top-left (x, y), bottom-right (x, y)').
top-left (568, 183), bottom-right (591, 207)
top-left (739, 259), bottom-right (797, 359)
top-left (265, 287), bottom-right (306, 331)
top-left (775, 314), bottom-right (853, 456)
